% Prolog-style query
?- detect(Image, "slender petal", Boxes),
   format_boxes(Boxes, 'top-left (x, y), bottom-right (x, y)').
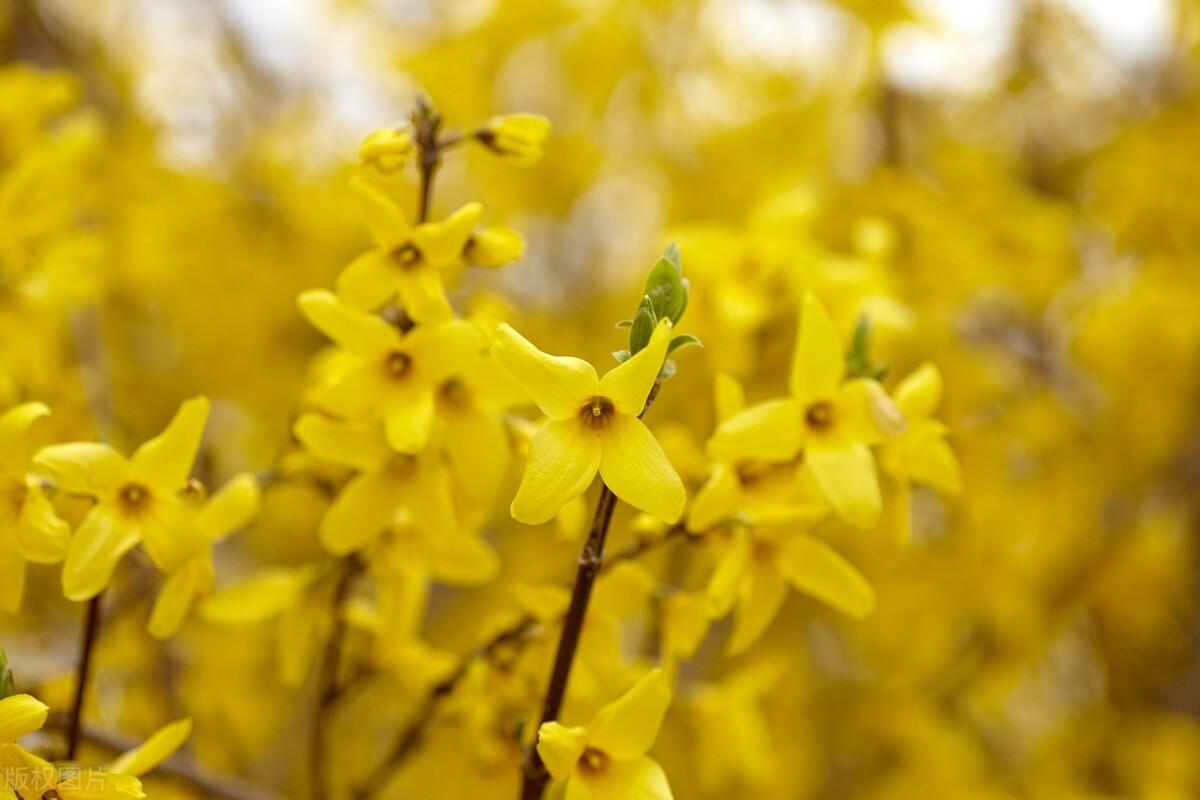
top-left (297, 289), bottom-right (398, 355)
top-left (16, 482), bottom-right (69, 563)
top-left (537, 722), bottom-right (588, 781)
top-left (835, 378), bottom-right (904, 445)
top-left (412, 202), bottom-right (482, 263)
top-left (707, 398), bottom-right (802, 463)
top-left (336, 250), bottom-right (398, 311)
top-left (777, 533), bottom-right (876, 618)
top-left (713, 372), bottom-right (745, 424)
top-left (130, 397), bottom-right (208, 493)
top-left (383, 385), bottom-right (436, 453)
top-left (148, 560), bottom-right (204, 639)
top-left (894, 362), bottom-right (943, 419)
top-left (138, 497), bottom-right (207, 574)
top-left (62, 506), bottom-right (140, 602)
top-left (108, 718), bottom-right (192, 777)
top-left (442, 407), bottom-right (510, 507)
top-left (319, 470), bottom-right (403, 554)
top-left (199, 567), bottom-right (313, 625)
top-left (0, 402), bottom-right (49, 473)
top-left (404, 318), bottom-right (485, 383)
top-left (580, 756), bottom-right (674, 800)
top-left (727, 561), bottom-right (788, 656)
top-left (0, 694), bottom-right (49, 743)
top-left (293, 414), bottom-right (389, 471)
top-left (490, 324), bottom-right (597, 419)
top-left (598, 414), bottom-right (685, 524)
top-left (33, 443), bottom-right (127, 497)
top-left (687, 463), bottom-right (742, 533)
top-left (806, 442), bottom-right (881, 528)
top-left (351, 177), bottom-right (409, 249)
top-left (199, 473), bottom-right (260, 541)
top-left (904, 433), bottom-right (963, 495)
top-left (789, 293), bottom-right (844, 403)
top-left (587, 668), bottom-right (671, 759)
top-left (511, 419), bottom-right (601, 525)
top-left (706, 529), bottom-right (751, 617)
top-left (597, 319), bottom-right (672, 415)
top-left (395, 262), bottom-right (453, 323)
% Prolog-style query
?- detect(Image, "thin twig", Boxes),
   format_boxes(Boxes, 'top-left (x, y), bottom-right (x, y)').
top-left (412, 94), bottom-right (442, 223)
top-left (66, 594), bottom-right (103, 760)
top-left (311, 556), bottom-right (363, 800)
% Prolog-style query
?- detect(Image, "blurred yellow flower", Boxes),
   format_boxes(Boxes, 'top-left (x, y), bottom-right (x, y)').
top-left (479, 113), bottom-right (551, 166)
top-left (359, 126), bottom-right (414, 177)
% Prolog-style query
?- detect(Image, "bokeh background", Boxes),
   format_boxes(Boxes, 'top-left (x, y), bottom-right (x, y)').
top-left (5, 0), bottom-right (1200, 798)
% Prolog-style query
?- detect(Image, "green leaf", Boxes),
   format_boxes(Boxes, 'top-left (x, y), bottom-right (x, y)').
top-left (667, 334), bottom-right (702, 355)
top-left (643, 257), bottom-right (686, 324)
top-left (0, 649), bottom-right (13, 699)
top-left (628, 296), bottom-right (656, 354)
top-left (844, 314), bottom-right (889, 380)
top-left (663, 241), bottom-right (681, 271)
top-left (612, 349), bottom-right (631, 363)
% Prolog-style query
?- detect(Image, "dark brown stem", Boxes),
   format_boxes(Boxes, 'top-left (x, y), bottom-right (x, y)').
top-left (311, 557), bottom-right (362, 800)
top-left (66, 594), bottom-right (102, 760)
top-left (412, 95), bottom-right (442, 224)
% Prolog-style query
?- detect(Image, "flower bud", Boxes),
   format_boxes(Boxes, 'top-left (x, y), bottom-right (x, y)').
top-left (358, 126), bottom-right (414, 176)
top-left (465, 225), bottom-right (524, 267)
top-left (478, 113), bottom-right (551, 166)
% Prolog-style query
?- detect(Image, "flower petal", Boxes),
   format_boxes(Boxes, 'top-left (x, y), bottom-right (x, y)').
top-left (199, 567), bottom-right (313, 625)
top-left (412, 202), bottom-right (482, 263)
top-left (835, 378), bottom-right (904, 444)
top-left (789, 293), bottom-right (844, 403)
top-left (0, 743), bottom-right (57, 797)
top-left (490, 324), bottom-right (597, 419)
top-left (706, 529), bottom-right (751, 618)
top-left (319, 470), bottom-right (403, 554)
top-left (405, 319), bottom-right (485, 383)
top-left (62, 507), bottom-right (140, 602)
top-left (351, 177), bottom-right (409, 249)
top-left (687, 463), bottom-right (741, 533)
top-left (199, 473), bottom-right (260, 542)
top-left (139, 497), bottom-right (208, 574)
top-left (0, 402), bottom-right (49, 473)
top-left (727, 561), bottom-right (787, 656)
top-left (395, 262), bottom-right (453, 323)
top-left (597, 319), bottom-right (672, 415)
top-left (0, 694), bottom-right (49, 744)
top-left (511, 419), bottom-right (600, 525)
top-left (293, 414), bottom-right (389, 471)
top-left (109, 718), bottom-right (192, 777)
top-left (16, 482), bottom-right (69, 563)
top-left (536, 722), bottom-right (587, 781)
top-left (587, 668), bottom-right (671, 759)
top-left (904, 435), bottom-right (963, 495)
top-left (598, 415), bottom-right (685, 524)
top-left (713, 372), bottom-right (745, 424)
top-left (130, 397), bottom-right (209, 493)
top-left (148, 560), bottom-right (206, 639)
top-left (777, 533), bottom-right (875, 619)
top-left (894, 362), bottom-right (943, 419)
top-left (383, 385), bottom-right (436, 453)
top-left (706, 398), bottom-right (802, 463)
top-left (584, 756), bottom-right (674, 800)
top-left (33, 443), bottom-right (127, 497)
top-left (806, 442), bottom-right (881, 528)
top-left (298, 289), bottom-right (398, 354)
top-left (336, 250), bottom-right (399, 311)
top-left (443, 407), bottom-right (510, 508)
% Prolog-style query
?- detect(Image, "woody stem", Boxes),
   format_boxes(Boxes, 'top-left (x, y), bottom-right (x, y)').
top-left (65, 593), bottom-right (102, 760)
top-left (311, 556), bottom-right (362, 800)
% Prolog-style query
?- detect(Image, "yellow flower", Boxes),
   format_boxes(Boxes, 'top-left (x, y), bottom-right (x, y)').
top-left (479, 113), bottom-right (551, 166)
top-left (537, 668), bottom-right (673, 800)
top-left (299, 289), bottom-right (484, 453)
top-left (147, 474), bottom-right (260, 639)
top-left (358, 126), bottom-right (414, 177)
top-left (108, 718), bottom-right (192, 777)
top-left (463, 225), bottom-right (525, 268)
top-left (335, 179), bottom-right (480, 321)
top-left (33, 398), bottom-right (209, 602)
top-left (0, 402), bottom-right (69, 612)
top-left (707, 294), bottom-right (903, 528)
top-left (878, 363), bottom-right (963, 544)
top-left (490, 319), bottom-right (685, 525)
top-left (293, 413), bottom-right (459, 555)
top-left (0, 694), bottom-right (48, 744)
top-left (706, 523), bottom-right (875, 655)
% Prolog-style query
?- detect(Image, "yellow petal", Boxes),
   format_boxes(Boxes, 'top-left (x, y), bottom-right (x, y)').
top-left (706, 399), bottom-right (802, 463)
top-left (511, 582), bottom-right (571, 621)
top-left (57, 768), bottom-right (145, 799)
top-left (108, 718), bottom-right (192, 776)
top-left (490, 324), bottom-right (597, 419)
top-left (511, 419), bottom-right (600, 525)
top-left (62, 507), bottom-right (140, 602)
top-left (404, 318), bottom-right (485, 383)
top-left (0, 743), bottom-right (57, 797)
top-left (0, 402), bottom-right (49, 473)
top-left (382, 384), bottom-right (435, 453)
top-left (297, 289), bottom-right (398, 354)
top-left (905, 435), bottom-right (963, 495)
top-left (418, 531), bottom-right (500, 585)
top-left (835, 379), bottom-right (904, 444)
top-left (200, 473), bottom-right (260, 541)
top-left (138, 497), bottom-right (207, 574)
top-left (335, 250), bottom-right (398, 311)
top-left (727, 561), bottom-right (787, 656)
top-left (587, 668), bottom-right (671, 759)
top-left (591, 562), bottom-right (656, 619)
top-left (599, 414), bottom-right (685, 524)
top-left (148, 560), bottom-right (207, 639)
top-left (443, 407), bottom-right (510, 508)
top-left (555, 495), bottom-right (589, 542)
top-left (597, 319), bottom-right (672, 415)
top-left (713, 372), bottom-right (745, 424)
top-left (395, 261), bottom-right (453, 323)
top-left (16, 481), bottom-right (69, 563)
top-left (536, 722), bottom-right (587, 781)
top-left (33, 443), bottom-right (127, 497)
top-left (687, 463), bottom-right (741, 533)
top-left (129, 397), bottom-right (208, 493)
top-left (351, 176), bottom-right (409, 249)
top-left (319, 470), bottom-right (402, 555)
top-left (293, 414), bottom-right (389, 471)
top-left (465, 225), bottom-right (524, 267)
top-left (579, 756), bottom-right (673, 800)
top-left (805, 442), bottom-right (881, 528)
top-left (661, 591), bottom-right (710, 661)
top-left (312, 360), bottom-right (389, 419)
top-left (412, 202), bottom-right (482, 263)
top-left (789, 293), bottom-right (844, 403)
top-left (705, 529), bottom-right (751, 618)
top-left (0, 694), bottom-right (49, 743)
top-left (777, 533), bottom-right (875, 619)
top-left (199, 567), bottom-right (313, 625)
top-left (894, 362), bottom-right (943, 419)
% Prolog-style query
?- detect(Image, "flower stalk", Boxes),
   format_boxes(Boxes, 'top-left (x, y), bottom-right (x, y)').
top-left (65, 593), bottom-right (103, 760)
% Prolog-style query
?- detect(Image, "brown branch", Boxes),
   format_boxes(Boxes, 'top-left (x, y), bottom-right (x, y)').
top-left (412, 94), bottom-right (442, 223)
top-left (310, 556), bottom-right (363, 800)
top-left (65, 594), bottom-right (103, 760)
top-left (46, 714), bottom-right (278, 800)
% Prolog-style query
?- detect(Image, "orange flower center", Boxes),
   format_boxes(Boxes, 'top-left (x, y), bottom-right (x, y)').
top-left (579, 396), bottom-right (615, 430)
top-left (578, 747), bottom-right (609, 776)
top-left (391, 243), bottom-right (422, 270)
top-left (385, 350), bottom-right (413, 379)
top-left (118, 482), bottom-right (151, 514)
top-left (804, 400), bottom-right (835, 433)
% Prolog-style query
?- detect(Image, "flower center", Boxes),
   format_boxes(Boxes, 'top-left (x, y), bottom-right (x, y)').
top-left (579, 396), bottom-right (615, 430)
top-left (118, 482), bottom-right (151, 514)
top-left (391, 243), bottom-right (422, 270)
top-left (578, 747), bottom-right (609, 776)
top-left (438, 378), bottom-right (470, 409)
top-left (804, 400), bottom-right (835, 433)
top-left (384, 350), bottom-right (413, 379)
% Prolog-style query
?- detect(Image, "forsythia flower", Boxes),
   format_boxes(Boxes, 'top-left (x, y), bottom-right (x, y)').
top-left (878, 363), bottom-right (963, 544)
top-left (708, 294), bottom-right (903, 527)
top-left (335, 179), bottom-right (480, 321)
top-left (537, 668), bottom-right (673, 800)
top-left (463, 225), bottom-right (525, 269)
top-left (491, 318), bottom-right (685, 524)
top-left (478, 113), bottom-right (551, 165)
top-left (358, 126), bottom-right (414, 176)
top-left (33, 398), bottom-right (209, 601)
top-left (0, 402), bottom-right (69, 612)
top-left (299, 289), bottom-right (484, 453)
